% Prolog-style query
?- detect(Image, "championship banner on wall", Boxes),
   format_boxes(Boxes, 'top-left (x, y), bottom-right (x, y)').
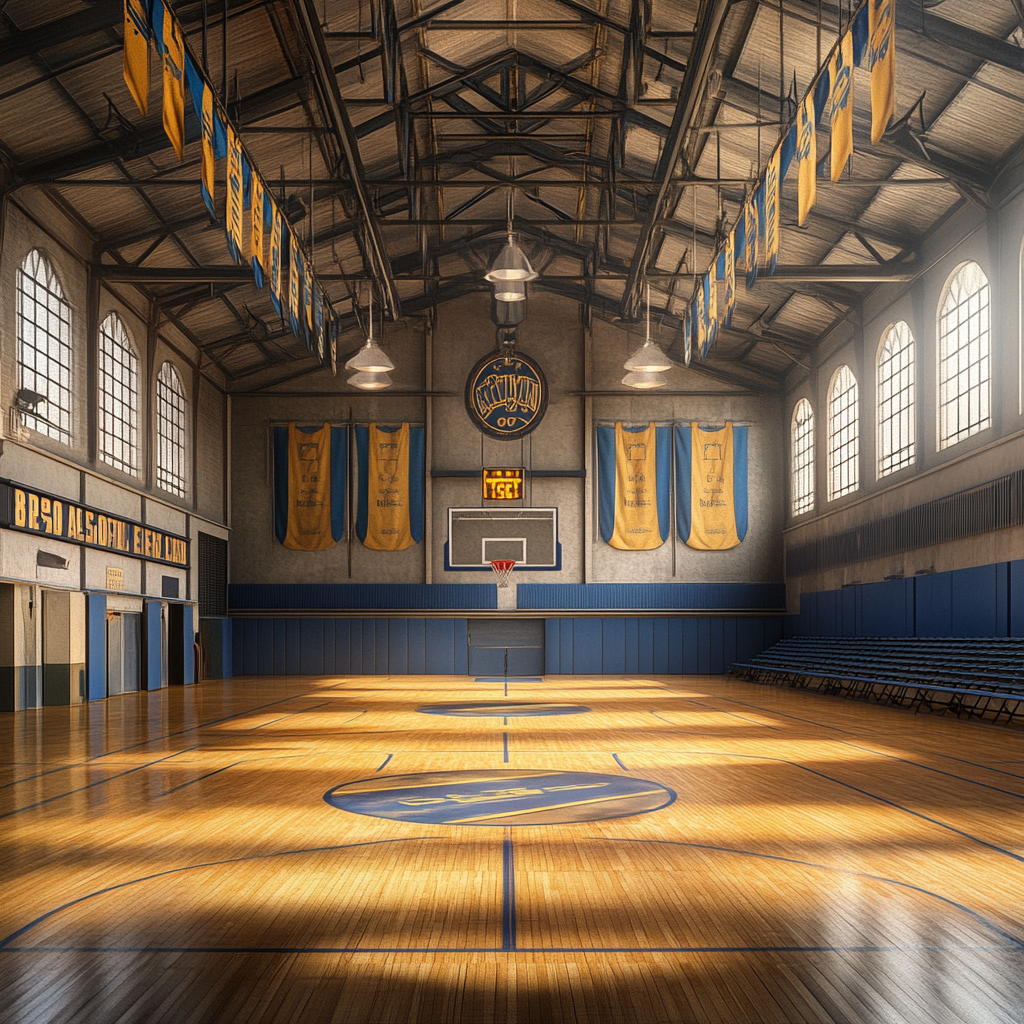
top-left (596, 423), bottom-right (670, 550)
top-left (273, 424), bottom-right (346, 550)
top-left (674, 423), bottom-right (748, 551)
top-left (355, 423), bottom-right (425, 551)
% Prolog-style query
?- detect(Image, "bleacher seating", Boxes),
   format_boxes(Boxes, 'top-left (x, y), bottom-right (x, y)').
top-left (732, 637), bottom-right (1024, 726)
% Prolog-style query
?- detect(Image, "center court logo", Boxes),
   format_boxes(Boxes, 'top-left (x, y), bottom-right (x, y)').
top-left (324, 769), bottom-right (675, 826)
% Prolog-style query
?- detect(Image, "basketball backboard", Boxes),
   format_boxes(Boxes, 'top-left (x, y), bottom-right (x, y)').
top-left (445, 507), bottom-right (560, 570)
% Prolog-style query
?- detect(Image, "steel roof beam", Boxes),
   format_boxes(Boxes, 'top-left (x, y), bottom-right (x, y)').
top-left (293, 0), bottom-right (400, 318)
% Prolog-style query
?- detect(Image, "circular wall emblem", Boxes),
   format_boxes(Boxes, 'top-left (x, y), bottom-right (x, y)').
top-left (465, 350), bottom-right (548, 440)
top-left (324, 769), bottom-right (674, 826)
top-left (417, 702), bottom-right (590, 717)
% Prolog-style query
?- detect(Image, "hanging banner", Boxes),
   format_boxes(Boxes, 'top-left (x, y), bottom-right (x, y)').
top-left (683, 306), bottom-right (692, 367)
top-left (764, 149), bottom-right (780, 274)
top-left (724, 229), bottom-right (736, 328)
top-left (160, 4), bottom-right (185, 160)
top-left (288, 230), bottom-right (301, 336)
top-left (797, 93), bottom-right (817, 226)
top-left (123, 0), bottom-right (150, 116)
top-left (200, 82), bottom-right (216, 218)
top-left (303, 257), bottom-right (314, 349)
top-left (226, 125), bottom-right (245, 263)
top-left (250, 174), bottom-right (266, 288)
top-left (272, 424), bottom-right (346, 549)
top-left (596, 423), bottom-right (670, 550)
top-left (270, 200), bottom-right (283, 316)
top-left (868, 0), bottom-right (895, 145)
top-left (675, 423), bottom-right (748, 550)
top-left (314, 283), bottom-right (325, 362)
top-left (744, 196), bottom-right (758, 290)
top-left (705, 269), bottom-right (718, 358)
top-left (830, 31), bottom-right (854, 180)
top-left (693, 278), bottom-right (707, 360)
top-left (355, 423), bottom-right (425, 551)
top-left (329, 307), bottom-right (338, 375)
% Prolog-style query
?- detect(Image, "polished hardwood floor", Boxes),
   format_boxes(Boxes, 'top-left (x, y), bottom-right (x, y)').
top-left (1, 670), bottom-right (1022, 1023)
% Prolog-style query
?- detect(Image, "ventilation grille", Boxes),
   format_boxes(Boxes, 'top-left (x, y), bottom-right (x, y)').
top-left (786, 470), bottom-right (1024, 577)
top-left (198, 532), bottom-right (228, 617)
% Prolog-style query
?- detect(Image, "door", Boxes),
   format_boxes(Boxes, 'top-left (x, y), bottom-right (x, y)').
top-left (106, 612), bottom-right (124, 696)
top-left (467, 619), bottom-right (545, 677)
top-left (122, 613), bottom-right (141, 692)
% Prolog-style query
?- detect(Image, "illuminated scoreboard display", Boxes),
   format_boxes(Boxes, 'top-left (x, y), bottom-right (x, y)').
top-left (482, 468), bottom-right (524, 500)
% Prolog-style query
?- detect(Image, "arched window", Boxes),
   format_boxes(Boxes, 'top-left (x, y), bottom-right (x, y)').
top-left (17, 250), bottom-right (73, 444)
top-left (156, 362), bottom-right (187, 497)
top-left (98, 313), bottom-right (139, 476)
top-left (877, 320), bottom-right (916, 477)
top-left (938, 260), bottom-right (990, 448)
top-left (827, 365), bottom-right (859, 500)
top-left (791, 398), bottom-right (815, 515)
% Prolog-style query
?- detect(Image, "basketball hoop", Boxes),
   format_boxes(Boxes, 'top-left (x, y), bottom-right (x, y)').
top-left (489, 559), bottom-right (516, 587)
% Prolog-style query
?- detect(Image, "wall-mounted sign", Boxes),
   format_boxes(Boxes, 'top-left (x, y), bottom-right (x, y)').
top-left (465, 350), bottom-right (547, 440)
top-left (482, 468), bottom-right (524, 500)
top-left (106, 567), bottom-right (125, 591)
top-left (0, 482), bottom-right (189, 568)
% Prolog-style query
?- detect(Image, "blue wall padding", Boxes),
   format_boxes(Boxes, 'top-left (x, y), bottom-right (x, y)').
top-left (200, 618), bottom-right (233, 679)
top-left (787, 557), bottom-right (1024, 639)
top-left (85, 593), bottom-right (106, 701)
top-left (517, 582), bottom-right (784, 611)
top-left (229, 583), bottom-right (496, 611)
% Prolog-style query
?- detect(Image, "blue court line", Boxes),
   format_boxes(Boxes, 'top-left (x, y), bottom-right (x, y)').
top-left (648, 710), bottom-right (676, 725)
top-left (474, 678), bottom-right (541, 683)
top-left (0, 837), bottom-right (439, 950)
top-left (0, 762), bottom-right (82, 791)
top-left (252, 703), bottom-right (329, 729)
top-left (501, 833), bottom-right (516, 951)
top-left (612, 753), bottom-right (630, 772)
top-left (504, 681), bottom-right (508, 696)
top-left (931, 752), bottom-right (1024, 782)
top-left (702, 692), bottom-right (854, 734)
top-left (375, 754), bottom-right (393, 773)
top-left (155, 754), bottom-right (304, 798)
top-left (0, 747), bottom-right (198, 821)
top-left (673, 749), bottom-right (1024, 866)
top-left (502, 733), bottom-right (509, 763)
top-left (598, 836), bottom-right (1024, 953)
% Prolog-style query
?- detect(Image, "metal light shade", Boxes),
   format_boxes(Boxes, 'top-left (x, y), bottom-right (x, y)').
top-left (484, 235), bottom-right (538, 284)
top-left (624, 338), bottom-right (673, 373)
top-left (622, 370), bottom-right (667, 390)
top-left (345, 337), bottom-right (395, 373)
top-left (348, 370), bottom-right (392, 391)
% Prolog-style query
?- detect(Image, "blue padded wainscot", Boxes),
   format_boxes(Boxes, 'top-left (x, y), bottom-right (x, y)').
top-left (228, 583), bottom-right (497, 611)
top-left (517, 582), bottom-right (785, 611)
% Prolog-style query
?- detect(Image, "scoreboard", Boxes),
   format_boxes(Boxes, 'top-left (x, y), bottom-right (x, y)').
top-left (482, 468), bottom-right (524, 500)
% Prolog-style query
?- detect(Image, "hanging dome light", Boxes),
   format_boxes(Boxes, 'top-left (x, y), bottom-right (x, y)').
top-left (621, 370), bottom-right (667, 390)
top-left (485, 233), bottom-right (539, 285)
top-left (348, 370), bottom-right (392, 391)
top-left (345, 287), bottom-right (395, 373)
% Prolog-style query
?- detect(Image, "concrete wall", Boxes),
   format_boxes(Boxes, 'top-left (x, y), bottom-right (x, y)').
top-left (231, 288), bottom-right (786, 594)
top-left (782, 164), bottom-right (1024, 609)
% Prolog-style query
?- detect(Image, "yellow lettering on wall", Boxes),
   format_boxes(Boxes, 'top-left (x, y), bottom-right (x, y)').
top-left (85, 511), bottom-right (95, 544)
top-left (28, 494), bottom-right (39, 531)
top-left (40, 497), bottom-right (52, 534)
top-left (133, 526), bottom-right (142, 554)
top-left (14, 489), bottom-right (26, 527)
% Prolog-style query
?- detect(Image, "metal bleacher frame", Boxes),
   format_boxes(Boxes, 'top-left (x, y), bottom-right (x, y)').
top-left (732, 637), bottom-right (1024, 727)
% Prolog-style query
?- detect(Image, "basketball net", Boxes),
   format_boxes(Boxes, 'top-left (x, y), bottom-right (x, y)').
top-left (489, 559), bottom-right (516, 588)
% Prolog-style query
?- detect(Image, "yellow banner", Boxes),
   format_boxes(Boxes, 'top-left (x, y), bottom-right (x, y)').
top-left (724, 229), bottom-right (735, 324)
top-left (869, 0), bottom-right (895, 144)
top-left (798, 93), bottom-right (816, 226)
top-left (161, 6), bottom-right (185, 160)
top-left (284, 423), bottom-right (335, 551)
top-left (201, 84), bottom-right (215, 212)
top-left (364, 423), bottom-right (414, 550)
top-left (688, 422), bottom-right (740, 550)
top-left (226, 124), bottom-right (244, 260)
top-left (289, 233), bottom-right (301, 333)
top-left (830, 31), bottom-right (854, 180)
top-left (123, 0), bottom-right (149, 116)
top-left (764, 148), bottom-right (780, 270)
top-left (270, 198), bottom-right (282, 311)
top-left (304, 257), bottom-right (314, 335)
top-left (609, 423), bottom-right (662, 550)
top-left (251, 174), bottom-right (265, 277)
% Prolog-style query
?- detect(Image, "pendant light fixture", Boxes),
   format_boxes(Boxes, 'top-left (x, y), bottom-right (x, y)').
top-left (346, 286), bottom-right (394, 388)
top-left (485, 189), bottom-right (538, 298)
top-left (624, 285), bottom-right (673, 379)
top-left (621, 370), bottom-right (668, 389)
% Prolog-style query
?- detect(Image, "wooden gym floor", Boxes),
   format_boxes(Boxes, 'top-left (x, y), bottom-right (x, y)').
top-left (1, 671), bottom-right (1022, 1024)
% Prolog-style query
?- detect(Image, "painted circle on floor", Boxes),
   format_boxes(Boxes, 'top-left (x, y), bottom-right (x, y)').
top-left (323, 769), bottom-right (675, 826)
top-left (417, 702), bottom-right (590, 717)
